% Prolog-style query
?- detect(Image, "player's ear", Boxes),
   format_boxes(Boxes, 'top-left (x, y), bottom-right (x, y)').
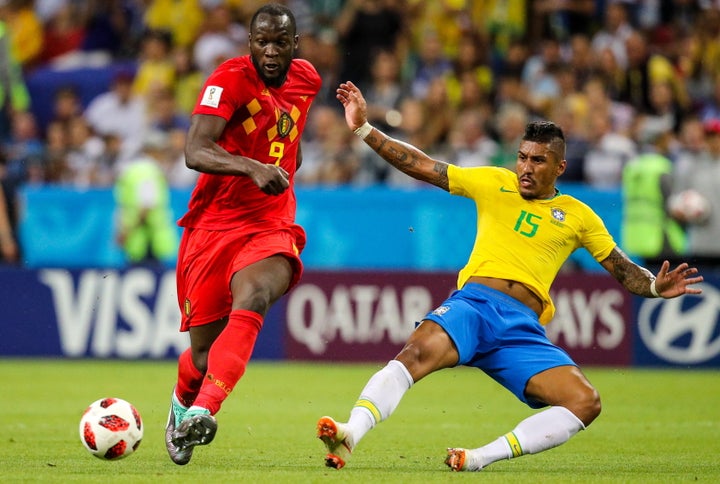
top-left (556, 159), bottom-right (567, 176)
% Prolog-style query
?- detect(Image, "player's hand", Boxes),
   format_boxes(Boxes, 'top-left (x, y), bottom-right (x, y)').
top-left (653, 260), bottom-right (703, 298)
top-left (336, 81), bottom-right (368, 132)
top-left (250, 163), bottom-right (290, 195)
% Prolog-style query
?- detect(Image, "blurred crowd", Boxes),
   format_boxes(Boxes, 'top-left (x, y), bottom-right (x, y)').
top-left (0, 0), bottom-right (720, 266)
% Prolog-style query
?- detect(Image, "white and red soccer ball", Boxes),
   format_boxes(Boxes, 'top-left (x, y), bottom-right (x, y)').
top-left (668, 189), bottom-right (712, 224)
top-left (79, 397), bottom-right (143, 460)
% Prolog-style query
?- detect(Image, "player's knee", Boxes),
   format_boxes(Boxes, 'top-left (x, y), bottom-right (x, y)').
top-left (395, 341), bottom-right (452, 381)
top-left (573, 385), bottom-right (602, 427)
top-left (191, 351), bottom-right (209, 374)
top-left (232, 283), bottom-right (274, 315)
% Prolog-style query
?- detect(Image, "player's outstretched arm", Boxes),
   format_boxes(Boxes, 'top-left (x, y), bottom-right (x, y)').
top-left (336, 81), bottom-right (450, 191)
top-left (600, 247), bottom-right (703, 298)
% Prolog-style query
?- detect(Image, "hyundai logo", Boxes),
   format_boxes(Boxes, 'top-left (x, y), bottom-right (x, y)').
top-left (637, 283), bottom-right (720, 364)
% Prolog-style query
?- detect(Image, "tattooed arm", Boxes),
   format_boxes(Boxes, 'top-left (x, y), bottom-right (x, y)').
top-left (336, 81), bottom-right (450, 191)
top-left (600, 247), bottom-right (703, 298)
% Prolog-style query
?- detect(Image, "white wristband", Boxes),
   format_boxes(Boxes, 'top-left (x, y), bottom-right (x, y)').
top-left (650, 279), bottom-right (660, 298)
top-left (353, 121), bottom-right (373, 139)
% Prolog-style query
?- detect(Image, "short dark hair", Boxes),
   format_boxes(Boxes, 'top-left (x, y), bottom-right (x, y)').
top-left (251, 3), bottom-right (297, 36)
top-left (523, 121), bottom-right (566, 160)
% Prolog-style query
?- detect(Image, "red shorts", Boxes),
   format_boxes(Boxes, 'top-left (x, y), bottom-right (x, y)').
top-left (176, 224), bottom-right (306, 331)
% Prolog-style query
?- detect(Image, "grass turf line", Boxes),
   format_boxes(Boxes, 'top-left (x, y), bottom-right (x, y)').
top-left (1, 359), bottom-right (718, 483)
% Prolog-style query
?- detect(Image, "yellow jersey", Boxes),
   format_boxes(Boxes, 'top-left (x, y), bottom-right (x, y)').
top-left (448, 165), bottom-right (616, 324)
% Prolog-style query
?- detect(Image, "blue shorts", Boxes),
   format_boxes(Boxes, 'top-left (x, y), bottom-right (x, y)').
top-left (424, 283), bottom-right (577, 409)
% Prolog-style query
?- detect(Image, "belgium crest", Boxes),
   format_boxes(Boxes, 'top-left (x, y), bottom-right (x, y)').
top-left (277, 112), bottom-right (294, 138)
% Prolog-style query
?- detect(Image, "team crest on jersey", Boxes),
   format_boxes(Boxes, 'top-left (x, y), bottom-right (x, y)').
top-left (277, 111), bottom-right (294, 138)
top-left (551, 207), bottom-right (566, 222)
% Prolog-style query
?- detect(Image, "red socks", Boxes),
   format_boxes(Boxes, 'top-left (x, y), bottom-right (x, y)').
top-left (192, 309), bottom-right (264, 415)
top-left (175, 348), bottom-right (204, 407)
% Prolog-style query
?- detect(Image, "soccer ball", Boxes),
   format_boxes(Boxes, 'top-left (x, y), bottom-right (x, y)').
top-left (668, 189), bottom-right (711, 224)
top-left (79, 397), bottom-right (143, 460)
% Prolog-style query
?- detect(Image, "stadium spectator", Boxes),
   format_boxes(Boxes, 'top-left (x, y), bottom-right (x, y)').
top-left (363, 48), bottom-right (405, 135)
top-left (469, 0), bottom-right (525, 64)
top-left (0, 0), bottom-right (44, 72)
top-left (382, 95), bottom-right (443, 187)
top-left (453, 68), bottom-right (491, 116)
top-left (354, 91), bottom-right (453, 187)
top-left (38, 1), bottom-right (86, 66)
top-left (491, 63), bottom-right (530, 112)
top-left (550, 98), bottom-right (590, 183)
top-left (48, 85), bottom-right (82, 131)
top-left (444, 31), bottom-right (493, 111)
top-left (148, 86), bottom-right (191, 134)
top-left (566, 33), bottom-right (595, 90)
top-left (420, 76), bottom-right (454, 151)
top-left (446, 106), bottom-right (498, 168)
top-left (159, 126), bottom-right (197, 188)
top-left (143, 0), bottom-right (204, 50)
top-left (407, 28), bottom-right (453, 99)
top-left (83, 68), bottom-right (148, 163)
top-left (672, 116), bottom-right (706, 169)
top-left (42, 119), bottom-right (69, 182)
top-left (681, 7), bottom-right (720, 94)
top-left (582, 110), bottom-right (637, 189)
top-left (113, 129), bottom-right (178, 267)
top-left (2, 110), bottom-right (45, 186)
top-left (670, 118), bottom-right (720, 268)
top-left (304, 0), bottom-right (345, 35)
top-left (581, 74), bottom-right (634, 136)
top-left (522, 36), bottom-right (563, 115)
top-left (34, 0), bottom-right (66, 23)
top-left (618, 30), bottom-right (689, 115)
top-left (593, 45), bottom-right (624, 101)
top-left (530, 0), bottom-right (595, 42)
top-left (79, 0), bottom-right (139, 60)
top-left (132, 29), bottom-right (176, 101)
top-left (406, 0), bottom-right (469, 60)
top-left (317, 80), bottom-right (704, 472)
top-left (295, 104), bottom-right (348, 185)
top-left (63, 115), bottom-right (107, 187)
top-left (590, 1), bottom-right (634, 71)
top-left (165, 4), bottom-right (322, 466)
top-left (622, 129), bottom-right (686, 266)
top-left (171, 45), bottom-right (204, 117)
top-left (192, 2), bottom-right (247, 78)
top-left (633, 80), bottom-right (687, 145)
top-left (489, 101), bottom-right (529, 169)
top-left (0, 111), bottom-right (43, 235)
top-left (553, 63), bottom-right (585, 115)
top-left (0, 17), bottom-right (30, 141)
top-left (295, 27), bottom-right (340, 106)
top-left (334, 0), bottom-right (406, 90)
top-left (697, 72), bottom-right (720, 124)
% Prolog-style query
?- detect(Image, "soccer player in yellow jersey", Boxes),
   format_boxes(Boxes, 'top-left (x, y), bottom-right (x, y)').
top-left (316, 81), bottom-right (704, 471)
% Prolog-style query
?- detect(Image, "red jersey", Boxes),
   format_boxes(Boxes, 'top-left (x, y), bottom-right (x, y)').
top-left (178, 56), bottom-right (322, 230)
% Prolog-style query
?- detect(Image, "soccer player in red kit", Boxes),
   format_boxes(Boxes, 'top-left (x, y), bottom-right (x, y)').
top-left (165, 4), bottom-right (321, 465)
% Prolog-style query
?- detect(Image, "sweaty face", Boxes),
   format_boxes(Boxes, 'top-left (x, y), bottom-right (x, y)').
top-left (515, 140), bottom-right (566, 200)
top-left (249, 13), bottom-right (298, 87)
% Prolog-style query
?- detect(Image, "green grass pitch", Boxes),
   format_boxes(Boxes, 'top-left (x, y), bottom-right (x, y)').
top-left (1, 359), bottom-right (718, 483)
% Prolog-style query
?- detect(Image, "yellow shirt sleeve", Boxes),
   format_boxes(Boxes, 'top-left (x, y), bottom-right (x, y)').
top-left (448, 164), bottom-right (616, 324)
